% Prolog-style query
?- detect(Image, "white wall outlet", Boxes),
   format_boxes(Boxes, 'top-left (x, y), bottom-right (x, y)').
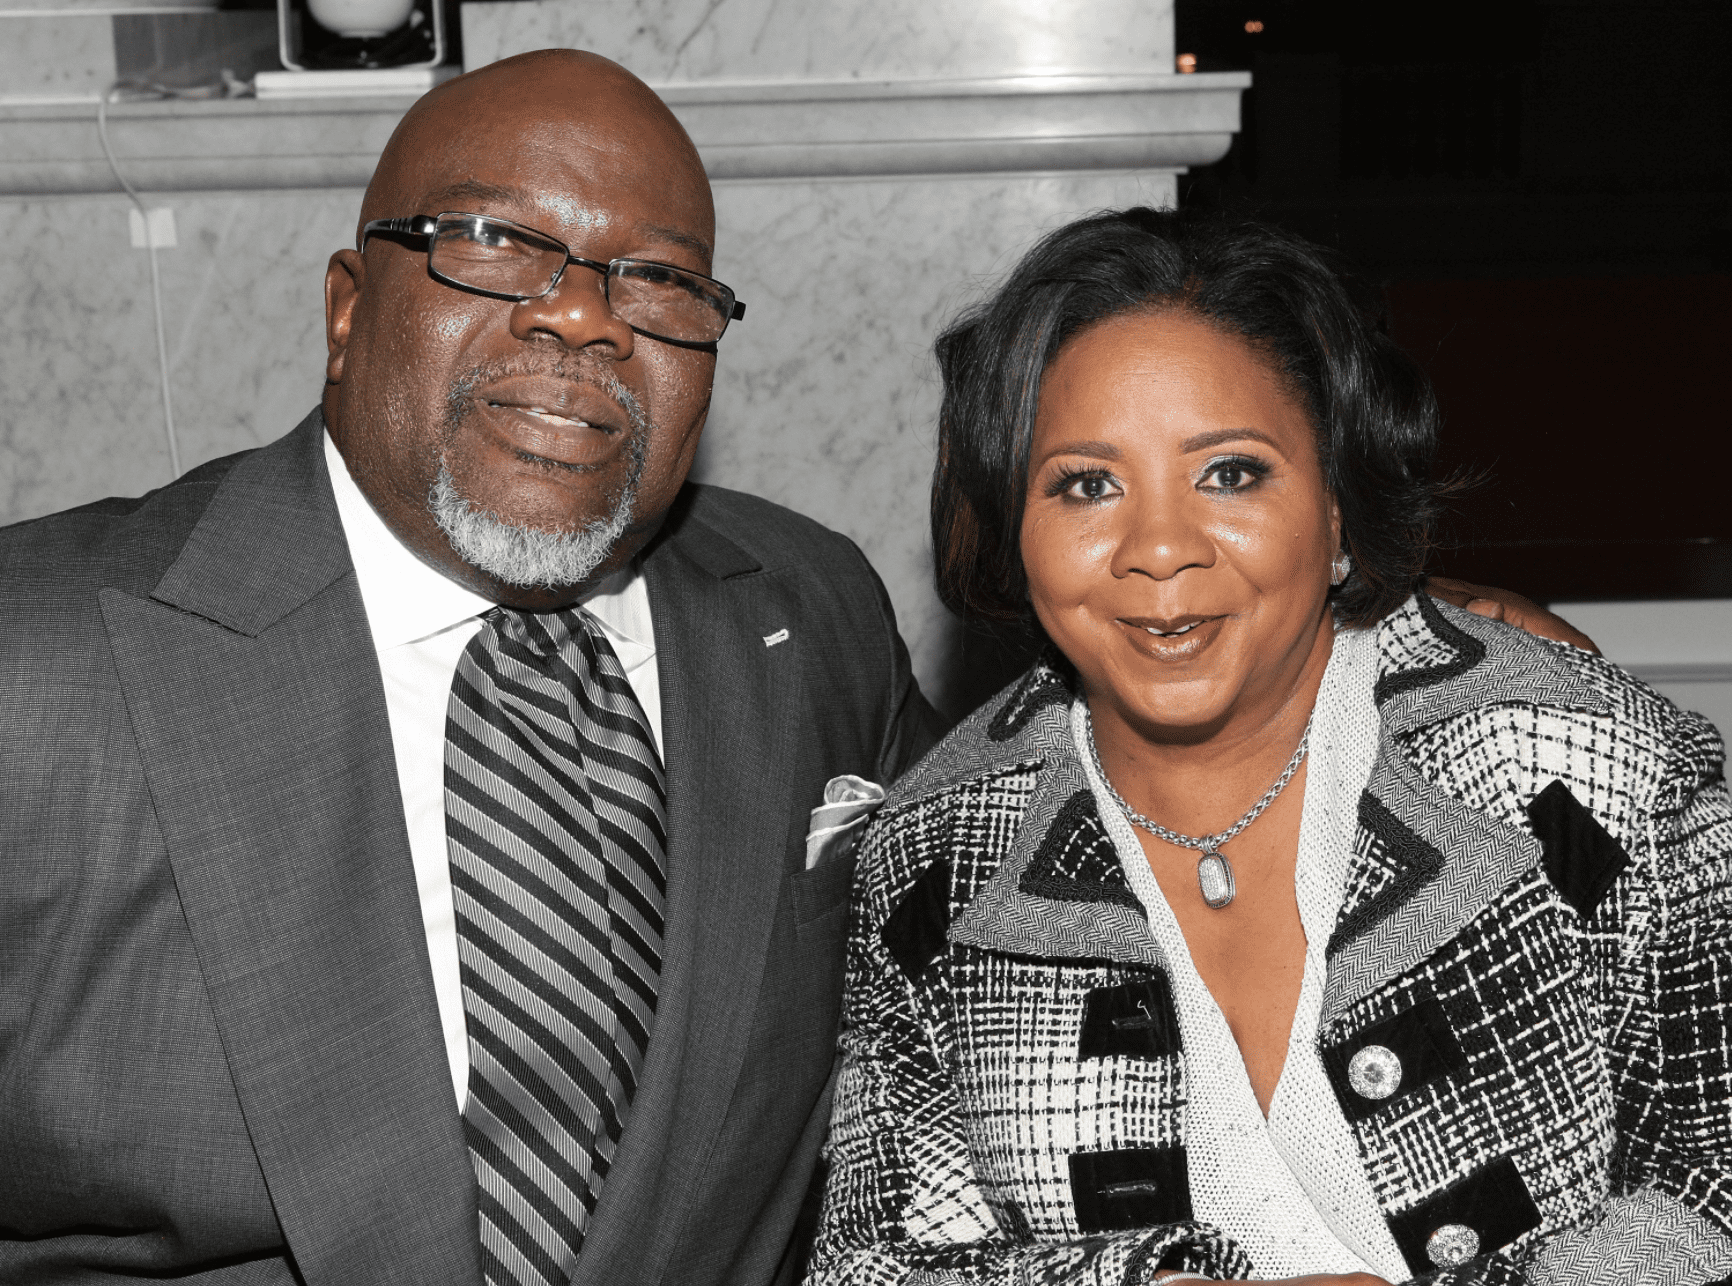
top-left (129, 207), bottom-right (177, 249)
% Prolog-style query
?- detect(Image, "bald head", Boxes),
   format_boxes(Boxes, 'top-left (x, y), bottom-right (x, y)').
top-left (359, 50), bottom-right (713, 257)
top-left (322, 47), bottom-right (728, 609)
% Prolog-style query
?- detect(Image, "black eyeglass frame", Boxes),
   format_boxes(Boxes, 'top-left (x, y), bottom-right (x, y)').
top-left (359, 212), bottom-right (747, 352)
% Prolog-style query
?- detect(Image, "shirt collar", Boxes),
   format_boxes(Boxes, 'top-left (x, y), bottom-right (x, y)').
top-left (323, 430), bottom-right (652, 656)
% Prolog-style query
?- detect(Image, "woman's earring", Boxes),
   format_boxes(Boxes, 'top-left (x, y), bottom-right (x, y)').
top-left (1331, 552), bottom-right (1352, 586)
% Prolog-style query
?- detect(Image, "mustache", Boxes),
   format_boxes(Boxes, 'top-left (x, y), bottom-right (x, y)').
top-left (443, 354), bottom-right (649, 439)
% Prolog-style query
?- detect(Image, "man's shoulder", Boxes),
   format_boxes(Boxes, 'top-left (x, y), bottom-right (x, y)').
top-left (0, 449), bottom-right (251, 605)
top-left (670, 482), bottom-right (870, 576)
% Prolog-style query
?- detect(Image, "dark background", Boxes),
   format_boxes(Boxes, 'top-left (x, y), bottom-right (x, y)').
top-left (1177, 0), bottom-right (1731, 603)
top-left (947, 1), bottom-right (1729, 717)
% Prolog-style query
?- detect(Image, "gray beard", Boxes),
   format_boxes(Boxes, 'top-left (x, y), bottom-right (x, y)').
top-left (428, 464), bottom-right (637, 589)
top-left (429, 368), bottom-right (651, 590)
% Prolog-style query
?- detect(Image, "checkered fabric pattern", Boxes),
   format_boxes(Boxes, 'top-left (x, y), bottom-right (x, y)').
top-left (807, 596), bottom-right (1732, 1286)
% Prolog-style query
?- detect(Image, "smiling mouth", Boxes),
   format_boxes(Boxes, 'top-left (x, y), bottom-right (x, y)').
top-left (1125, 614), bottom-right (1222, 636)
top-left (1117, 614), bottom-right (1227, 658)
top-left (487, 402), bottom-right (599, 430)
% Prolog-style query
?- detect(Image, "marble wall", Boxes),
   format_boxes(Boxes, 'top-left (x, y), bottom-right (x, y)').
top-left (6, 0), bottom-right (1725, 738)
top-left (0, 188), bottom-right (353, 514)
top-left (459, 0), bottom-right (1173, 82)
top-left (0, 11), bottom-right (118, 102)
top-left (0, 0), bottom-right (1198, 717)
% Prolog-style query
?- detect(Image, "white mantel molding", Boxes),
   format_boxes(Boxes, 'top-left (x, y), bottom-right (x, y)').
top-left (0, 71), bottom-right (1248, 196)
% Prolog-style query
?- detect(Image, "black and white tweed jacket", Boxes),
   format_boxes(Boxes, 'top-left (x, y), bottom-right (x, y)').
top-left (808, 595), bottom-right (1732, 1286)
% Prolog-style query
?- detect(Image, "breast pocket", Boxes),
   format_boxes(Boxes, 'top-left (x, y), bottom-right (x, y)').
top-left (769, 852), bottom-right (858, 1060)
top-left (790, 847), bottom-right (857, 938)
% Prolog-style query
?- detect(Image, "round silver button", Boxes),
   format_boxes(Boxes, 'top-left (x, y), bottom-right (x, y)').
top-left (1426, 1223), bottom-right (1480, 1267)
top-left (1347, 1043), bottom-right (1402, 1100)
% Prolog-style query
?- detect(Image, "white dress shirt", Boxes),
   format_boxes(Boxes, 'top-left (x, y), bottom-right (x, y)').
top-left (1074, 627), bottom-right (1410, 1281)
top-left (323, 431), bottom-right (663, 1109)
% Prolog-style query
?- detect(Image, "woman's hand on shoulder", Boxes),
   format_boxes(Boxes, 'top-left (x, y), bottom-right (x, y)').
top-left (1424, 576), bottom-right (1600, 655)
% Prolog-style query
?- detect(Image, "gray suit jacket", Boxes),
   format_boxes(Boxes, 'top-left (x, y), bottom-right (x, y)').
top-left (0, 412), bottom-right (941, 1285)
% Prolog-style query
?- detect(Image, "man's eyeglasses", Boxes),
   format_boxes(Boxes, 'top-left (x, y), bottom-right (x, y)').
top-left (360, 212), bottom-right (746, 350)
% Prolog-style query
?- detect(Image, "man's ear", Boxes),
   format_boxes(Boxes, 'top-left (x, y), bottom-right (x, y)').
top-left (324, 248), bottom-right (364, 385)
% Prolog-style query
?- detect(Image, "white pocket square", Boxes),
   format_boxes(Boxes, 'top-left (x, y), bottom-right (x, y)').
top-left (804, 774), bottom-right (886, 871)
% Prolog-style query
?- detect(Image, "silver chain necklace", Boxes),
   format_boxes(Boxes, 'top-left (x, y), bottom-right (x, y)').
top-left (1085, 710), bottom-right (1312, 910)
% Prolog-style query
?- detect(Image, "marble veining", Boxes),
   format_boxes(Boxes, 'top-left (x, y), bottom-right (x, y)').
top-left (462, 0), bottom-right (1175, 83)
top-left (0, 190), bottom-right (351, 519)
top-left (0, 12), bottom-right (115, 102)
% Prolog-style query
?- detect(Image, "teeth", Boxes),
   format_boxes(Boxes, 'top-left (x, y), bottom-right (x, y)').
top-left (526, 407), bottom-right (586, 426)
top-left (489, 401), bottom-right (589, 428)
top-left (1145, 621), bottom-right (1202, 637)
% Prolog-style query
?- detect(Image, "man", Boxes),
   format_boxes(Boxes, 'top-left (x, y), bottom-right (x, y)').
top-left (0, 45), bottom-right (1588, 1286)
top-left (0, 49), bottom-right (938, 1286)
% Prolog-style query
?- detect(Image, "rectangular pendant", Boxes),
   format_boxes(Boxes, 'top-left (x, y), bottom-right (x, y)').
top-left (1197, 852), bottom-right (1235, 908)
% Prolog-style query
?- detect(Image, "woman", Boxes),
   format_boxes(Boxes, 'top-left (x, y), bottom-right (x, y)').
top-left (806, 210), bottom-right (1732, 1285)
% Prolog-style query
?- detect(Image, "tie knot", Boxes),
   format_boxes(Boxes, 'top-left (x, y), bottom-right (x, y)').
top-left (484, 604), bottom-right (592, 665)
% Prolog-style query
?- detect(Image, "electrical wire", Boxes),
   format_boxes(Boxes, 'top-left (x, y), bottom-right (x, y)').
top-left (97, 82), bottom-right (182, 479)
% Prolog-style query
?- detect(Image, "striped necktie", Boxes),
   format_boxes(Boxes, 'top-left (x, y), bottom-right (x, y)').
top-left (444, 605), bottom-right (668, 1286)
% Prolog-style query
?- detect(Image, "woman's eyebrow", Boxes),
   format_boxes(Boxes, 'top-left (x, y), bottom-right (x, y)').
top-left (1180, 427), bottom-right (1282, 454)
top-left (1039, 439), bottom-right (1122, 462)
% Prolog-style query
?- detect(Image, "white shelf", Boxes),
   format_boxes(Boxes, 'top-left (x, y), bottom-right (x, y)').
top-left (0, 71), bottom-right (1249, 196)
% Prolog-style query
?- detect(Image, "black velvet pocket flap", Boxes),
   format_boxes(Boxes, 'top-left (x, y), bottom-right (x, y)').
top-left (1387, 1156), bottom-right (1541, 1275)
top-left (1322, 995), bottom-right (1465, 1121)
top-left (1078, 974), bottom-right (1182, 1061)
top-left (1069, 1147), bottom-right (1191, 1233)
top-left (1527, 779), bottom-right (1631, 918)
top-left (882, 859), bottom-right (951, 981)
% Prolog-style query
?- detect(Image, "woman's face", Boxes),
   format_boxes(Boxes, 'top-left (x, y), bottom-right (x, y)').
top-left (1020, 308), bottom-right (1339, 741)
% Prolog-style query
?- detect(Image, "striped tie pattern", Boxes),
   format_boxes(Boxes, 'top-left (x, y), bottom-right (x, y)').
top-left (444, 605), bottom-right (668, 1286)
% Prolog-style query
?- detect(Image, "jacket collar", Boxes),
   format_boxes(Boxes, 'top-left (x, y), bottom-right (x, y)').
top-left (882, 646), bottom-right (1074, 809)
top-left (884, 653), bottom-right (1162, 969)
top-left (149, 408), bottom-right (355, 635)
top-left (904, 595), bottom-right (1609, 1000)
top-left (1318, 593), bottom-right (1608, 1023)
top-left (886, 592), bottom-right (1606, 817)
top-left (1373, 591), bottom-right (1605, 735)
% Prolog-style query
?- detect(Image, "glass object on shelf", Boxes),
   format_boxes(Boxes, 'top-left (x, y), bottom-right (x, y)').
top-left (306, 0), bottom-right (414, 39)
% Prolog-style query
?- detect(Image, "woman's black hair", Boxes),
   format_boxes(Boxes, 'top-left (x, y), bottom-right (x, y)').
top-left (932, 206), bottom-right (1444, 627)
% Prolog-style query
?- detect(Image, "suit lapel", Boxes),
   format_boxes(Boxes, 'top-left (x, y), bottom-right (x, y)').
top-left (101, 416), bottom-right (480, 1286)
top-left (572, 497), bottom-right (806, 1286)
top-left (1321, 596), bottom-right (1608, 1023)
